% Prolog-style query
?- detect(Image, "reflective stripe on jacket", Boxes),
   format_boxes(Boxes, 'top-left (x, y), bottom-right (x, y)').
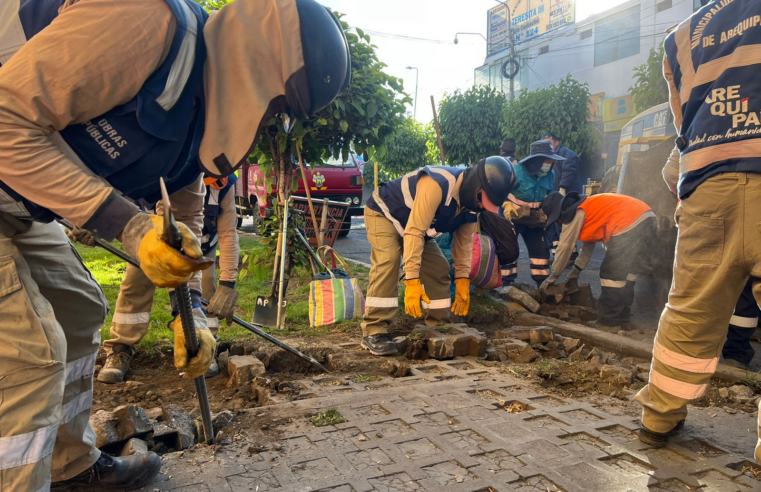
top-left (366, 166), bottom-right (477, 237)
top-left (0, 0), bottom-right (207, 222)
top-left (577, 194), bottom-right (652, 244)
top-left (664, 0), bottom-right (761, 197)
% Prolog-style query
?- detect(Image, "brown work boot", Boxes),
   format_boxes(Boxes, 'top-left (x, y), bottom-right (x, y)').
top-left (52, 452), bottom-right (161, 490)
top-left (638, 420), bottom-right (685, 448)
top-left (97, 344), bottom-right (134, 384)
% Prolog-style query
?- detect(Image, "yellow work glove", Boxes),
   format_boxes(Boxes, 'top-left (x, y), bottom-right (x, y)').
top-left (170, 317), bottom-right (217, 378)
top-left (404, 279), bottom-right (430, 318)
top-left (123, 214), bottom-right (212, 288)
top-left (452, 278), bottom-right (471, 316)
top-left (502, 201), bottom-right (520, 221)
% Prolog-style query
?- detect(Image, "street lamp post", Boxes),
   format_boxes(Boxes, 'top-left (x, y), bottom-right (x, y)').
top-left (454, 32), bottom-right (487, 44)
top-left (406, 66), bottom-right (419, 119)
top-left (494, 0), bottom-right (516, 100)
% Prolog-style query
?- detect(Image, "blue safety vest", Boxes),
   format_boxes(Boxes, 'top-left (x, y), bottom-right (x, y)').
top-left (665, 0), bottom-right (761, 198)
top-left (1, 0), bottom-right (208, 221)
top-left (511, 162), bottom-right (554, 205)
top-left (201, 175), bottom-right (237, 255)
top-left (366, 166), bottom-right (477, 237)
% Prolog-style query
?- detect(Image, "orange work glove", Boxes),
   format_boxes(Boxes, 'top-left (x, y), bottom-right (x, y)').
top-left (452, 278), bottom-right (471, 316)
top-left (403, 279), bottom-right (430, 318)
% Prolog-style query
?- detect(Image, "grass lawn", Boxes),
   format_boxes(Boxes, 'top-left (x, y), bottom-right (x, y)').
top-left (77, 234), bottom-right (505, 353)
top-left (78, 235), bottom-right (370, 353)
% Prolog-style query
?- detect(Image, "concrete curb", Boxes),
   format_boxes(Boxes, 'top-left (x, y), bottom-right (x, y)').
top-left (511, 311), bottom-right (758, 384)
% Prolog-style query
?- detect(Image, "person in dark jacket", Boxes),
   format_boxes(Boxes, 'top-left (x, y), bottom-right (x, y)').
top-left (542, 133), bottom-right (579, 257)
top-left (500, 137), bottom-right (518, 165)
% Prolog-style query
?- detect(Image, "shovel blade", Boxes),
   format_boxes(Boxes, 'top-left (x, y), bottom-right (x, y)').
top-left (253, 296), bottom-right (286, 327)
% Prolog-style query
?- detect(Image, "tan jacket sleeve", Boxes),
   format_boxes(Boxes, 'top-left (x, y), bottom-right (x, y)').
top-left (0, 0), bottom-right (175, 240)
top-left (452, 222), bottom-right (475, 279)
top-left (664, 51), bottom-right (683, 130)
top-left (403, 175), bottom-right (442, 279)
top-left (549, 210), bottom-right (586, 280)
top-left (217, 189), bottom-right (240, 283)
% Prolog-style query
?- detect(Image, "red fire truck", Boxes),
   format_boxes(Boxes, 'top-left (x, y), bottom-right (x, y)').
top-left (235, 154), bottom-right (364, 237)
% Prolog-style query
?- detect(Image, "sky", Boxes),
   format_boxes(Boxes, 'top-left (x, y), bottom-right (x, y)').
top-left (318, 0), bottom-right (630, 122)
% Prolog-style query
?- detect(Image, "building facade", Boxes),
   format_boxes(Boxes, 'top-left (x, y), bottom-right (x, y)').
top-left (476, 0), bottom-right (703, 180)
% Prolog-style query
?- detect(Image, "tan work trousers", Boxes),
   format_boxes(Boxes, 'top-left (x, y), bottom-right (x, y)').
top-left (104, 177), bottom-right (207, 354)
top-left (635, 173), bottom-right (761, 461)
top-left (361, 209), bottom-right (452, 336)
top-left (0, 214), bottom-right (109, 491)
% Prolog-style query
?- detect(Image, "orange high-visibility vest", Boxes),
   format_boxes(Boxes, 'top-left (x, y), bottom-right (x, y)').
top-left (577, 194), bottom-right (652, 243)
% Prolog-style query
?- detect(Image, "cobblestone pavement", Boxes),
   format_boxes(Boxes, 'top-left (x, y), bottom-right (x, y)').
top-left (140, 359), bottom-right (760, 492)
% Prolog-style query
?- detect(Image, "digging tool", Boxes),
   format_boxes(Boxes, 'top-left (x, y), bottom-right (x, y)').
top-left (158, 178), bottom-right (215, 446)
top-left (58, 220), bottom-right (330, 374)
top-left (252, 199), bottom-right (290, 328)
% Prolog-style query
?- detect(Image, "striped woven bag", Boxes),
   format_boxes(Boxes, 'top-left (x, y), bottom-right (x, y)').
top-left (469, 221), bottom-right (503, 290)
top-left (309, 247), bottom-right (366, 327)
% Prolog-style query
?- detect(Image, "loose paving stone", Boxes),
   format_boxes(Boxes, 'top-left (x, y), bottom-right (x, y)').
top-left (135, 357), bottom-right (757, 492)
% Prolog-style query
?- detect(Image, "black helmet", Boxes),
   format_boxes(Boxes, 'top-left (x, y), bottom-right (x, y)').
top-left (460, 156), bottom-right (516, 213)
top-left (289, 0), bottom-right (352, 120)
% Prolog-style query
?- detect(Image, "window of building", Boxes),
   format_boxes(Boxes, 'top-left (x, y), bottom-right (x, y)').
top-left (594, 6), bottom-right (641, 67)
top-left (539, 45), bottom-right (549, 55)
top-left (580, 29), bottom-right (593, 40)
top-left (656, 0), bottom-right (672, 12)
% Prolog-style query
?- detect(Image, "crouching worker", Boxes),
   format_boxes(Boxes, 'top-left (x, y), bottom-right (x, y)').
top-left (361, 158), bottom-right (515, 356)
top-left (501, 140), bottom-right (564, 285)
top-left (0, 0), bottom-right (350, 488)
top-left (539, 192), bottom-right (656, 330)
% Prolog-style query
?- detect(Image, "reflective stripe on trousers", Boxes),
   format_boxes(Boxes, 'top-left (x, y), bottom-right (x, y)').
top-left (361, 209), bottom-right (451, 336)
top-left (0, 218), bottom-right (108, 490)
top-left (635, 174), bottom-right (761, 434)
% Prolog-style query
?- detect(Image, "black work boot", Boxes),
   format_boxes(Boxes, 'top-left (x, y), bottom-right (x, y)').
top-left (97, 344), bottom-right (134, 384)
top-left (638, 419), bottom-right (685, 448)
top-left (361, 334), bottom-right (398, 356)
top-left (52, 452), bottom-right (162, 490)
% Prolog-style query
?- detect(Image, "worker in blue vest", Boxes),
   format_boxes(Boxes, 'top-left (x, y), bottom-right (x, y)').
top-left (0, 0), bottom-right (350, 489)
top-left (362, 158), bottom-right (515, 356)
top-left (634, 0), bottom-right (761, 461)
top-left (97, 175), bottom-right (240, 383)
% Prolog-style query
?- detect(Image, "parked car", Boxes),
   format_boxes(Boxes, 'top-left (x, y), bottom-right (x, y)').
top-left (235, 154), bottom-right (364, 237)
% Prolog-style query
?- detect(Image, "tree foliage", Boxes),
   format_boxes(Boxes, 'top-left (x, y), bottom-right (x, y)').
top-left (377, 118), bottom-right (437, 178)
top-left (501, 75), bottom-right (599, 161)
top-left (438, 85), bottom-right (506, 166)
top-left (630, 45), bottom-right (669, 112)
top-left (248, 15), bottom-right (409, 197)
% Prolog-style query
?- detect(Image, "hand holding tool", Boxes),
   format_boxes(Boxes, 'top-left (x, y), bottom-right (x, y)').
top-left (158, 178), bottom-right (215, 445)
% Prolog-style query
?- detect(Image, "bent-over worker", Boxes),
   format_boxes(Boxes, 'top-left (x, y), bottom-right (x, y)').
top-left (361, 158), bottom-right (515, 356)
top-left (634, 0), bottom-right (761, 458)
top-left (98, 175), bottom-right (240, 383)
top-left (539, 192), bottom-right (656, 329)
top-left (0, 0), bottom-right (350, 489)
top-left (501, 140), bottom-right (563, 285)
